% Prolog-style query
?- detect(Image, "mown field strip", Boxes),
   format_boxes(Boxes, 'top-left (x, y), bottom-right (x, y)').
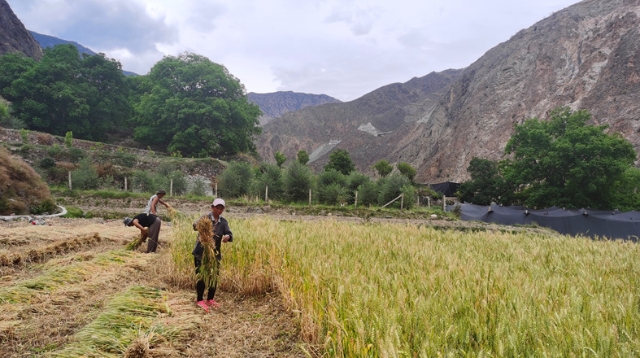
top-left (46, 285), bottom-right (196, 358)
top-left (184, 217), bottom-right (640, 357)
top-left (0, 249), bottom-right (156, 357)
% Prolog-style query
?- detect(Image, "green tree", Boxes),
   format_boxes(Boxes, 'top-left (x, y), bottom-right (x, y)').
top-left (133, 52), bottom-right (261, 157)
top-left (284, 161), bottom-right (315, 203)
top-left (457, 157), bottom-right (509, 205)
top-left (397, 162), bottom-right (417, 182)
top-left (297, 149), bottom-right (310, 165)
top-left (373, 159), bottom-right (393, 177)
top-left (274, 151), bottom-right (286, 168)
top-left (218, 161), bottom-right (254, 198)
top-left (377, 173), bottom-right (412, 208)
top-left (0, 52), bottom-right (35, 94)
top-left (610, 167), bottom-right (640, 211)
top-left (252, 163), bottom-right (284, 200)
top-left (5, 45), bottom-right (131, 141)
top-left (503, 107), bottom-right (637, 209)
top-left (324, 149), bottom-right (355, 175)
top-left (317, 169), bottom-right (347, 205)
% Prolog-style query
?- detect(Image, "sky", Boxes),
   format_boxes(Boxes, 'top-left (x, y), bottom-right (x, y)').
top-left (7, 0), bottom-right (581, 102)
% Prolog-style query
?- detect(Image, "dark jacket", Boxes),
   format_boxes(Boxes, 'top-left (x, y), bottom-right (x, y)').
top-left (192, 212), bottom-right (233, 260)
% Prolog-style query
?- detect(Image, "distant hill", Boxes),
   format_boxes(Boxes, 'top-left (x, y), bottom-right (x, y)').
top-left (248, 91), bottom-right (341, 125)
top-left (0, 0), bottom-right (42, 60)
top-left (29, 30), bottom-right (138, 76)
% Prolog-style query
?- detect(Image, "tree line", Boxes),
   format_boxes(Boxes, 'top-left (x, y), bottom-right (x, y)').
top-left (0, 45), bottom-right (261, 157)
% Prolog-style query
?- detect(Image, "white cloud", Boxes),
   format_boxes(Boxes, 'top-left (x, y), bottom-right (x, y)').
top-left (6, 0), bottom-right (581, 101)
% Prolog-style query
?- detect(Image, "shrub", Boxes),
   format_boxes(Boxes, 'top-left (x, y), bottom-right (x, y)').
top-left (130, 170), bottom-right (156, 193)
top-left (71, 158), bottom-right (99, 190)
top-left (357, 180), bottom-right (378, 207)
top-left (378, 173), bottom-right (412, 208)
top-left (190, 177), bottom-right (207, 196)
top-left (62, 206), bottom-right (84, 218)
top-left (284, 161), bottom-right (316, 203)
top-left (47, 144), bottom-right (63, 159)
top-left (38, 157), bottom-right (56, 170)
top-left (251, 163), bottom-right (284, 201)
top-left (30, 198), bottom-right (57, 215)
top-left (218, 161), bottom-right (254, 198)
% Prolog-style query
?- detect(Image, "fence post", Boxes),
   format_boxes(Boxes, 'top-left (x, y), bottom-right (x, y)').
top-left (427, 196), bottom-right (430, 208)
top-left (443, 196), bottom-right (446, 212)
top-left (309, 189), bottom-right (312, 206)
top-left (265, 185), bottom-right (269, 202)
top-left (170, 179), bottom-right (173, 196)
top-left (124, 177), bottom-right (128, 191)
top-left (68, 171), bottom-right (72, 190)
top-left (401, 194), bottom-right (404, 210)
top-left (354, 190), bottom-right (358, 208)
top-left (215, 183), bottom-right (218, 198)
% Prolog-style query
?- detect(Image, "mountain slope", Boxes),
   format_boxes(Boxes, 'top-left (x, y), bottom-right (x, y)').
top-left (257, 0), bottom-right (640, 183)
top-left (29, 31), bottom-right (97, 56)
top-left (248, 91), bottom-right (341, 125)
top-left (257, 69), bottom-right (462, 172)
top-left (0, 0), bottom-right (42, 60)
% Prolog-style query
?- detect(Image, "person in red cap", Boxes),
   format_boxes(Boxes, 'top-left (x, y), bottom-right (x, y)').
top-left (192, 198), bottom-right (233, 311)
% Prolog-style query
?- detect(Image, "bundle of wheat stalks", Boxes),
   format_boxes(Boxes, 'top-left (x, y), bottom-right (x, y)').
top-left (195, 217), bottom-right (220, 288)
top-left (125, 231), bottom-right (147, 251)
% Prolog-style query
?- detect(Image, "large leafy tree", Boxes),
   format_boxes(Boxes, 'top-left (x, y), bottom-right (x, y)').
top-left (4, 45), bottom-right (130, 141)
top-left (133, 53), bottom-right (261, 157)
top-left (457, 157), bottom-right (510, 205)
top-left (502, 107), bottom-right (636, 209)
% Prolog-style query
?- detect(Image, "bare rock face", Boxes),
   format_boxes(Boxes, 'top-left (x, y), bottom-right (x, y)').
top-left (0, 0), bottom-right (42, 60)
top-left (248, 91), bottom-right (341, 125)
top-left (256, 0), bottom-right (640, 183)
top-left (399, 0), bottom-right (640, 183)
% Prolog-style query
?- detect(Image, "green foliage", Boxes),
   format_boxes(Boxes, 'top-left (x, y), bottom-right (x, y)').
top-left (5, 45), bottom-right (131, 141)
top-left (130, 170), bottom-right (156, 193)
top-left (373, 159), bottom-right (393, 177)
top-left (317, 169), bottom-right (347, 205)
top-left (71, 158), bottom-right (99, 190)
top-left (38, 157), bottom-right (56, 170)
top-left (132, 52), bottom-right (261, 157)
top-left (61, 206), bottom-right (84, 218)
top-left (284, 161), bottom-right (315, 203)
top-left (47, 144), bottom-right (63, 158)
top-left (503, 107), bottom-right (636, 209)
top-left (190, 177), bottom-right (207, 196)
top-left (218, 161), bottom-right (254, 198)
top-left (378, 173), bottom-right (412, 207)
top-left (457, 158), bottom-right (509, 205)
top-left (610, 167), bottom-right (640, 211)
top-left (324, 149), bottom-right (355, 175)
top-left (357, 180), bottom-right (379, 206)
top-left (19, 128), bottom-right (29, 143)
top-left (28, 198), bottom-right (57, 215)
top-left (400, 185), bottom-right (416, 209)
top-left (274, 151), bottom-right (286, 168)
top-left (252, 163), bottom-right (284, 200)
top-left (68, 147), bottom-right (85, 163)
top-left (297, 149), bottom-right (309, 165)
top-left (397, 162), bottom-right (417, 182)
top-left (64, 131), bottom-right (73, 148)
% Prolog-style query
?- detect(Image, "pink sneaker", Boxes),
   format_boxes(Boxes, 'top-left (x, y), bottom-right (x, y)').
top-left (196, 300), bottom-right (209, 312)
top-left (205, 299), bottom-right (220, 308)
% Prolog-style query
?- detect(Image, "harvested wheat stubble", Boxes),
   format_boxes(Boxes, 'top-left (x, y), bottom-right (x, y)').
top-left (0, 232), bottom-right (103, 267)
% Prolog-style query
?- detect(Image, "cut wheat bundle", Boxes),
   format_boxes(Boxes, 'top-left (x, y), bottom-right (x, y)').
top-left (125, 232), bottom-right (147, 251)
top-left (195, 217), bottom-right (220, 289)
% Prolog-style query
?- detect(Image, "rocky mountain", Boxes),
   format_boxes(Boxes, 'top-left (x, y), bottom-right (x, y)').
top-left (257, 69), bottom-right (462, 172)
top-left (0, 0), bottom-right (42, 60)
top-left (257, 0), bottom-right (640, 183)
top-left (248, 91), bottom-right (341, 125)
top-left (29, 31), bottom-right (97, 56)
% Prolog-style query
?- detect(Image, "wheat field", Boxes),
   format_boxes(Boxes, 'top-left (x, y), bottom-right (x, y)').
top-left (171, 216), bottom-right (640, 357)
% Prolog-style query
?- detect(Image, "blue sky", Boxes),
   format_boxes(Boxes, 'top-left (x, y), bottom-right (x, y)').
top-left (7, 0), bottom-right (581, 101)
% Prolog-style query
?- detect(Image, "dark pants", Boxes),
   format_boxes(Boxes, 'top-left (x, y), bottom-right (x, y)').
top-left (194, 256), bottom-right (219, 301)
top-left (146, 217), bottom-right (161, 253)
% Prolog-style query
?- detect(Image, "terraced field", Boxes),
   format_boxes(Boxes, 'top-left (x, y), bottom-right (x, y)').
top-left (0, 218), bottom-right (311, 357)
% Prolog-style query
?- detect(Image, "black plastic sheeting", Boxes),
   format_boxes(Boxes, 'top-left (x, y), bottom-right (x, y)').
top-left (429, 181), bottom-right (460, 197)
top-left (455, 203), bottom-right (640, 241)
